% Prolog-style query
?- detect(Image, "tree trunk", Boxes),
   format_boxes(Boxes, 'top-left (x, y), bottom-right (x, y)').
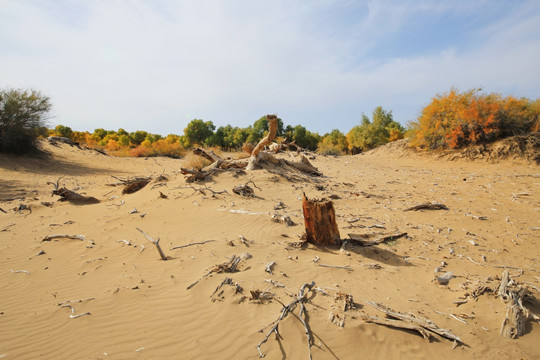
top-left (246, 115), bottom-right (278, 170)
top-left (302, 193), bottom-right (340, 245)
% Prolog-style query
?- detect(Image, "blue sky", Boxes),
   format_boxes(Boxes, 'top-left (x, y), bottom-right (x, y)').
top-left (1, 0), bottom-right (539, 136)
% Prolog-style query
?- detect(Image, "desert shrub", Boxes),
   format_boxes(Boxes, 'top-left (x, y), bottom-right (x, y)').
top-left (182, 153), bottom-right (211, 169)
top-left (410, 88), bottom-right (539, 150)
top-left (317, 142), bottom-right (343, 156)
top-left (0, 88), bottom-right (52, 153)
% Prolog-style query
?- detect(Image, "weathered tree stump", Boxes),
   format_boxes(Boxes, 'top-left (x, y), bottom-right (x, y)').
top-left (302, 193), bottom-right (340, 245)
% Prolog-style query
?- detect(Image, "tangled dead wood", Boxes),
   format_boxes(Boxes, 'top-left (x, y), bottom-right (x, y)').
top-left (183, 115), bottom-right (322, 182)
top-left (187, 254), bottom-right (244, 290)
top-left (256, 281), bottom-right (316, 359)
top-left (233, 181), bottom-right (260, 197)
top-left (48, 178), bottom-right (100, 204)
top-left (365, 301), bottom-right (462, 343)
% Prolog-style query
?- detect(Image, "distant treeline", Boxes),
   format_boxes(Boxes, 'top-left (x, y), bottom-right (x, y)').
top-left (1, 87), bottom-right (538, 156)
top-left (49, 107), bottom-right (405, 157)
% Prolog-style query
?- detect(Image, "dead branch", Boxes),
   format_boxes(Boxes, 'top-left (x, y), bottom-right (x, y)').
top-left (233, 181), bottom-right (260, 197)
top-left (361, 315), bottom-right (432, 340)
top-left (404, 203), bottom-right (449, 211)
top-left (180, 167), bottom-right (213, 183)
top-left (318, 264), bottom-right (352, 271)
top-left (347, 232), bottom-right (407, 246)
top-left (136, 228), bottom-right (169, 260)
top-left (187, 254), bottom-right (243, 289)
top-left (366, 301), bottom-right (461, 343)
top-left (256, 281), bottom-right (316, 359)
top-left (247, 115), bottom-right (278, 171)
top-left (42, 234), bottom-right (94, 245)
top-left (170, 239), bottom-right (216, 250)
top-left (210, 277), bottom-right (243, 302)
top-left (48, 178), bottom-right (100, 204)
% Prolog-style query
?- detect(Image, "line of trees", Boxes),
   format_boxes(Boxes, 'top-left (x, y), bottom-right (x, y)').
top-left (2, 87), bottom-right (537, 156)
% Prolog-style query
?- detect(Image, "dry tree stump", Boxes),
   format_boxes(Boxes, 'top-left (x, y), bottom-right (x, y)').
top-left (302, 193), bottom-right (340, 245)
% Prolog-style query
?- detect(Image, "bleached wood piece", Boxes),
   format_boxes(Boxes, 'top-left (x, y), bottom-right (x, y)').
top-left (136, 228), bottom-right (168, 260)
top-left (361, 315), bottom-right (432, 340)
top-left (170, 239), bottom-right (216, 250)
top-left (366, 301), bottom-right (461, 342)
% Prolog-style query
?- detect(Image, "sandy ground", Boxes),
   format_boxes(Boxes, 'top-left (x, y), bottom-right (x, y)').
top-left (1, 141), bottom-right (539, 360)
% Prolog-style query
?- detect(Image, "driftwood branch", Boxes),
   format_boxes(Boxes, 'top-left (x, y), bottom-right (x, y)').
top-left (42, 234), bottom-right (86, 241)
top-left (361, 315), bottom-right (432, 340)
top-left (136, 228), bottom-right (169, 260)
top-left (366, 301), bottom-right (461, 343)
top-left (42, 234), bottom-right (94, 245)
top-left (170, 239), bottom-right (216, 250)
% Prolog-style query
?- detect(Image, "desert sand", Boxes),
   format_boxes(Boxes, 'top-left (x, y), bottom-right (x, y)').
top-left (1, 140), bottom-right (539, 360)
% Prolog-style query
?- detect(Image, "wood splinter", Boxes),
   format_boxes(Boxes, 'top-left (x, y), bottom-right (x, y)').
top-left (136, 228), bottom-right (169, 260)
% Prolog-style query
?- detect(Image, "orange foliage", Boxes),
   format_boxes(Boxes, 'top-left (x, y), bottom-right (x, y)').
top-left (411, 88), bottom-right (539, 150)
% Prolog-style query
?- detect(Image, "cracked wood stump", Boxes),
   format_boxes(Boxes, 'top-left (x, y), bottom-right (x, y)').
top-left (302, 193), bottom-right (340, 245)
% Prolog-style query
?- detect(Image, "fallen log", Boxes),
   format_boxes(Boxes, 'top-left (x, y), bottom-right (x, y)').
top-left (302, 194), bottom-right (340, 246)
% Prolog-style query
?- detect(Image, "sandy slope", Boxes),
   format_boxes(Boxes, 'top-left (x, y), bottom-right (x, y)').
top-left (0, 141), bottom-right (539, 360)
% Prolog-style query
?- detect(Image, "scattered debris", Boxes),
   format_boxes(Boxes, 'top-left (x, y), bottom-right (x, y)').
top-left (233, 181), bottom-right (260, 197)
top-left (271, 213), bottom-right (295, 226)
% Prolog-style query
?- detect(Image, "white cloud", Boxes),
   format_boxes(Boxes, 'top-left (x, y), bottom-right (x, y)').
top-left (0, 0), bottom-right (539, 134)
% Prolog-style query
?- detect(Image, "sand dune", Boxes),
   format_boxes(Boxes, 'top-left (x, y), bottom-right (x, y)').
top-left (1, 141), bottom-right (539, 359)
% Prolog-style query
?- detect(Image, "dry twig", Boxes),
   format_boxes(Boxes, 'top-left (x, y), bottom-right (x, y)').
top-left (136, 228), bottom-right (169, 260)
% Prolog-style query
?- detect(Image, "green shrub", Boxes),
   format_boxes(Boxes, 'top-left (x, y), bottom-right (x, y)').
top-left (0, 88), bottom-right (52, 153)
